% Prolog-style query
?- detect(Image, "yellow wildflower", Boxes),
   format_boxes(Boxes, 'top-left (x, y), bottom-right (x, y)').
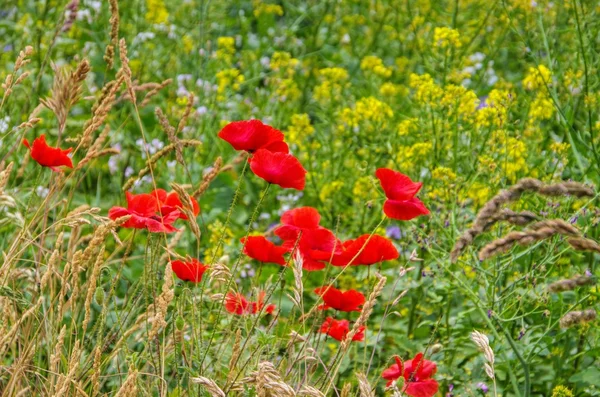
top-left (146, 0), bottom-right (169, 24)
top-left (523, 65), bottom-right (552, 90)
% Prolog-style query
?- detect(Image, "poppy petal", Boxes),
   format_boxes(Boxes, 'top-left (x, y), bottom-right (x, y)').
top-left (403, 380), bottom-right (439, 397)
top-left (383, 197), bottom-right (430, 221)
top-left (249, 149), bottom-right (307, 190)
top-left (376, 168), bottom-right (422, 201)
top-left (218, 119), bottom-right (288, 153)
top-left (241, 235), bottom-right (289, 265)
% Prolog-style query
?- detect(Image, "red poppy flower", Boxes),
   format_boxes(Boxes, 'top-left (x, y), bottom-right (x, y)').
top-left (376, 168), bottom-right (429, 221)
top-left (275, 207), bottom-right (323, 241)
top-left (313, 234), bottom-right (398, 266)
top-left (171, 258), bottom-right (208, 283)
top-left (218, 119), bottom-right (289, 153)
top-left (108, 191), bottom-right (179, 233)
top-left (240, 235), bottom-right (289, 265)
top-left (22, 135), bottom-right (73, 172)
top-left (283, 227), bottom-right (340, 271)
top-left (319, 317), bottom-right (365, 342)
top-left (314, 286), bottom-right (365, 312)
top-left (275, 207), bottom-right (339, 271)
top-left (225, 291), bottom-right (276, 315)
top-left (381, 353), bottom-right (439, 397)
top-left (151, 189), bottom-right (200, 220)
top-left (249, 149), bottom-right (306, 190)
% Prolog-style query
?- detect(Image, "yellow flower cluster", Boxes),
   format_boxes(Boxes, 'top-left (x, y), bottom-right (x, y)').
top-left (352, 176), bottom-right (374, 200)
top-left (320, 180), bottom-right (344, 202)
top-left (270, 51), bottom-right (299, 74)
top-left (475, 88), bottom-right (514, 128)
top-left (529, 94), bottom-right (554, 121)
top-left (274, 79), bottom-right (300, 101)
top-left (216, 37), bottom-right (236, 64)
top-left (466, 181), bottom-right (492, 207)
top-left (339, 96), bottom-right (394, 129)
top-left (551, 386), bottom-right (574, 397)
top-left (491, 130), bottom-right (528, 180)
top-left (433, 27), bottom-right (461, 49)
top-left (286, 114), bottom-right (314, 147)
top-left (146, 0), bottom-right (169, 24)
top-left (521, 66), bottom-right (555, 123)
top-left (379, 82), bottom-right (407, 97)
top-left (397, 118), bottom-right (418, 136)
top-left (523, 65), bottom-right (552, 90)
top-left (360, 55), bottom-right (393, 78)
top-left (427, 167), bottom-right (457, 202)
top-left (409, 73), bottom-right (443, 105)
top-left (432, 166), bottom-right (456, 181)
top-left (564, 69), bottom-right (583, 91)
top-left (441, 84), bottom-right (479, 118)
top-left (253, 1), bottom-right (284, 18)
top-left (314, 67), bottom-right (349, 104)
top-left (216, 68), bottom-right (244, 100)
top-left (205, 220), bottom-right (234, 262)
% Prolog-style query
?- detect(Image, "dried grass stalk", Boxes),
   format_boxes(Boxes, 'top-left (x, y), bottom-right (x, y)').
top-left (114, 366), bottom-right (138, 397)
top-left (342, 274), bottom-right (386, 350)
top-left (118, 39), bottom-right (136, 105)
top-left (52, 340), bottom-right (81, 397)
top-left (227, 329), bottom-right (242, 383)
top-left (299, 386), bottom-right (325, 397)
top-left (548, 275), bottom-right (595, 293)
top-left (0, 162), bottom-right (14, 195)
top-left (471, 330), bottom-right (495, 379)
top-left (191, 376), bottom-right (226, 397)
top-left (122, 139), bottom-right (202, 191)
top-left (156, 108), bottom-right (182, 163)
top-left (148, 262), bottom-right (174, 339)
top-left (41, 59), bottom-right (90, 132)
top-left (254, 361), bottom-right (296, 397)
top-left (177, 92), bottom-right (194, 133)
top-left (567, 237), bottom-right (600, 253)
top-left (559, 309), bottom-right (597, 328)
top-left (139, 79), bottom-right (171, 107)
top-left (193, 156), bottom-right (224, 199)
top-left (83, 245), bottom-right (105, 329)
top-left (356, 373), bottom-right (375, 397)
top-left (451, 178), bottom-right (594, 262)
top-left (81, 77), bottom-right (123, 148)
top-left (478, 220), bottom-right (583, 261)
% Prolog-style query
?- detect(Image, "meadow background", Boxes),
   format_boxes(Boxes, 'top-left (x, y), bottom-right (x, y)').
top-left (1, 0), bottom-right (599, 396)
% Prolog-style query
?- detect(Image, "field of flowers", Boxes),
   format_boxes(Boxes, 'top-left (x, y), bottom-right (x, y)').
top-left (1, 0), bottom-right (600, 396)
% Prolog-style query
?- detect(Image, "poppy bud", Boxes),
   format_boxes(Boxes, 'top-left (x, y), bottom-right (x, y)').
top-left (94, 287), bottom-right (104, 305)
top-left (175, 316), bottom-right (185, 330)
top-left (430, 343), bottom-right (443, 354)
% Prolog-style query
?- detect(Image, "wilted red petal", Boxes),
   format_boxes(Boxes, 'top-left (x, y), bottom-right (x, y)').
top-left (218, 120), bottom-right (288, 153)
top-left (23, 135), bottom-right (73, 171)
top-left (249, 149), bottom-right (306, 190)
top-left (241, 235), bottom-right (289, 265)
top-left (376, 168), bottom-right (422, 201)
top-left (171, 259), bottom-right (208, 283)
top-left (225, 292), bottom-right (250, 315)
top-left (383, 197), bottom-right (430, 221)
